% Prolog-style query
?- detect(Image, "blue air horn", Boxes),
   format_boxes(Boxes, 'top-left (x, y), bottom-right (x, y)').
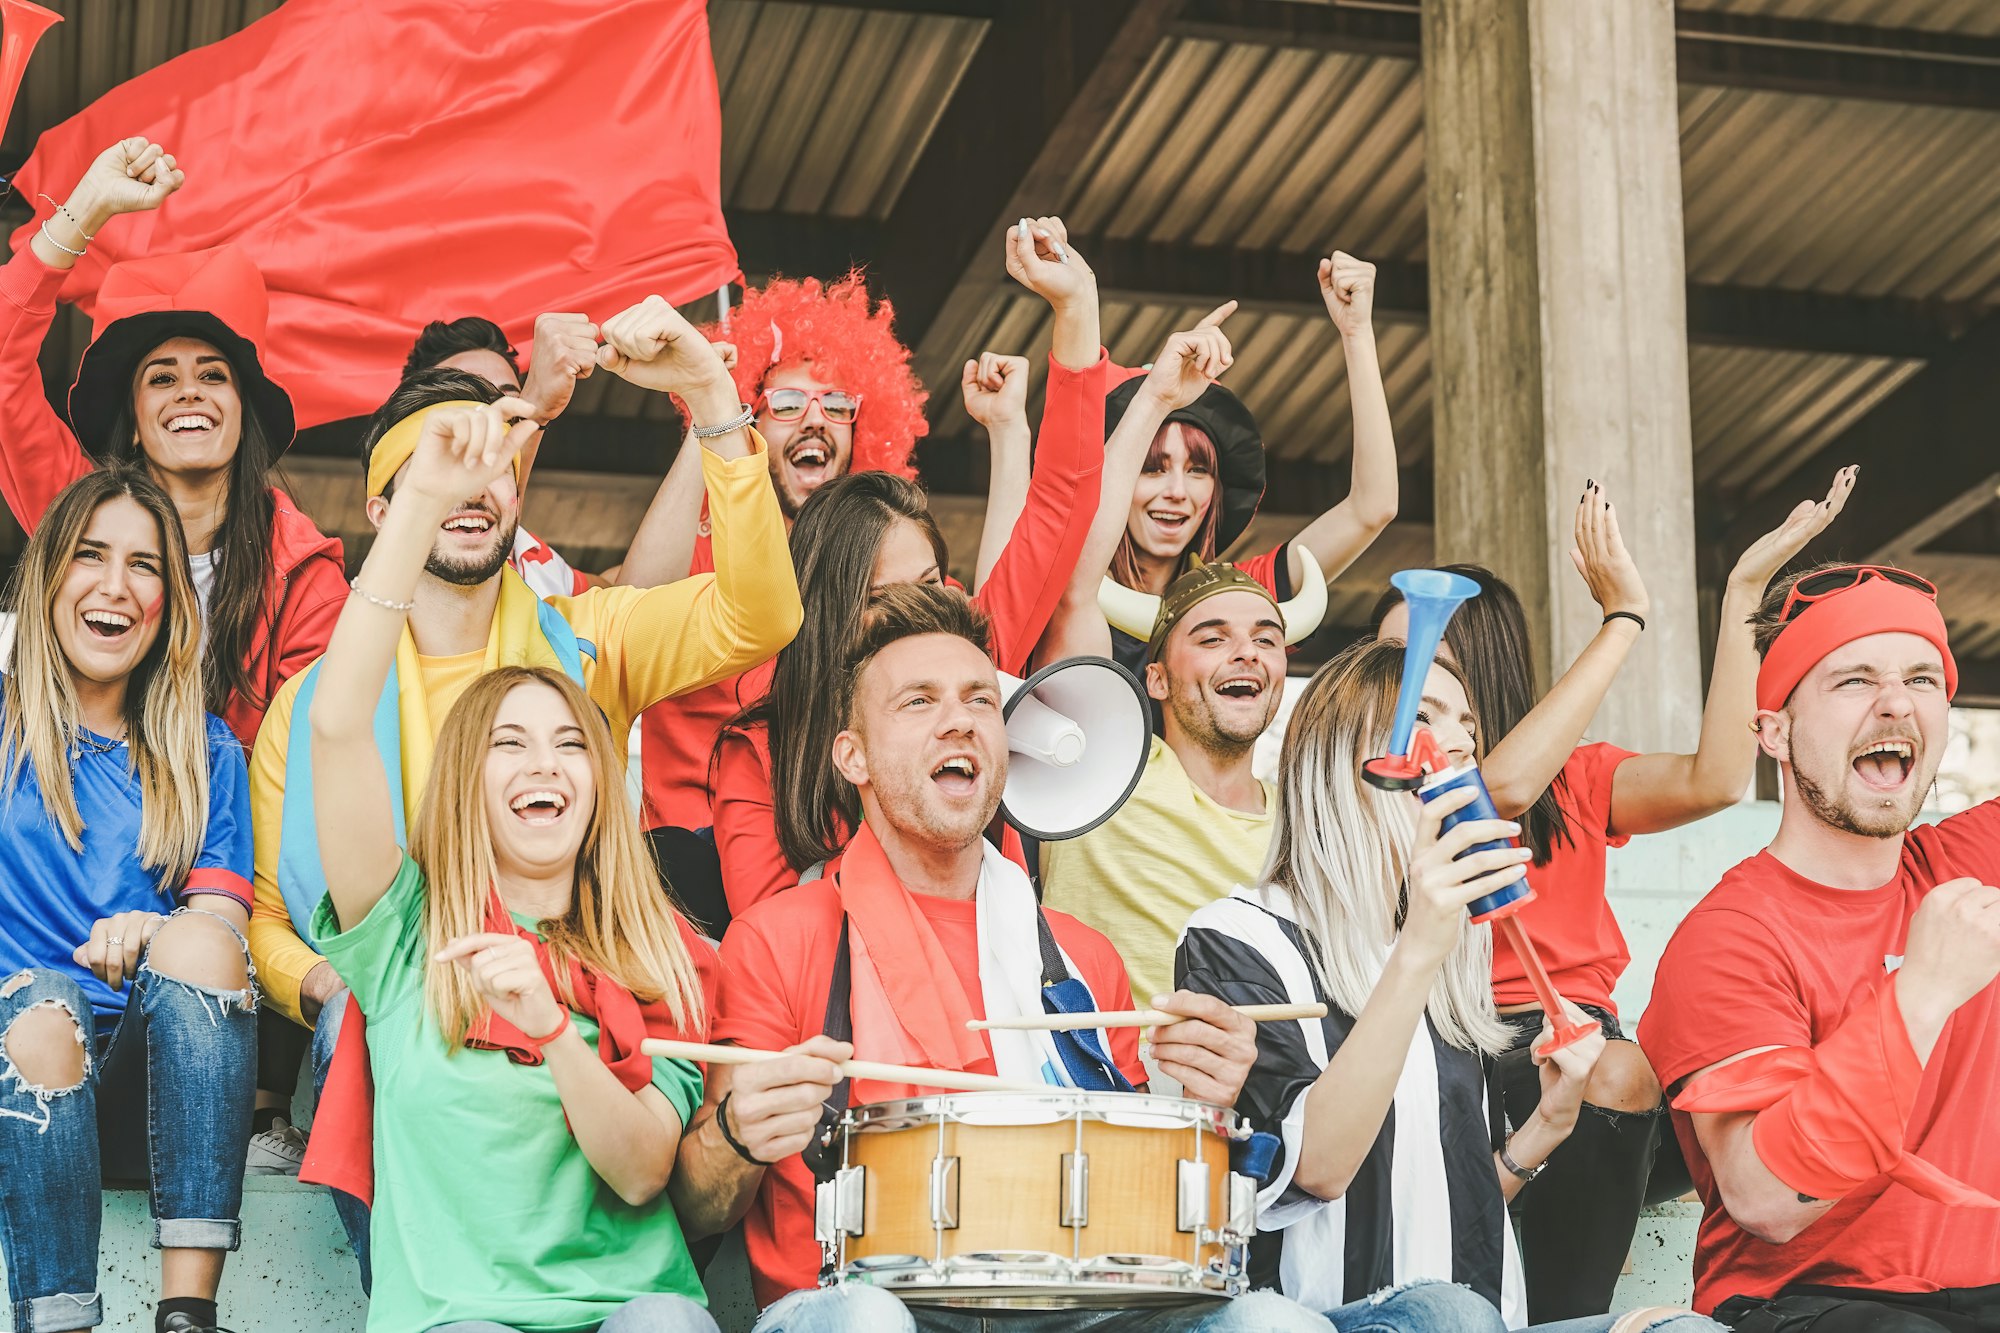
top-left (1364, 569), bottom-right (1595, 1056)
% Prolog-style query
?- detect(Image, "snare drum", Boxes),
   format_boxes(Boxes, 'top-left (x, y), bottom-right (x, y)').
top-left (814, 1091), bottom-right (1259, 1307)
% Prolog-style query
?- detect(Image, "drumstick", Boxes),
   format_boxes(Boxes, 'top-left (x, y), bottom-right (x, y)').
top-left (639, 1038), bottom-right (1044, 1094)
top-left (966, 1002), bottom-right (1328, 1032)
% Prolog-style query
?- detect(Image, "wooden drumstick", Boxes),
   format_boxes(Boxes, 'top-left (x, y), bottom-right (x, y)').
top-left (966, 1002), bottom-right (1328, 1032)
top-left (639, 1038), bottom-right (1045, 1094)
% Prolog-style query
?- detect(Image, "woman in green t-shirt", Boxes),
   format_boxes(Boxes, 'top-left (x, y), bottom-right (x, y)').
top-left (306, 396), bottom-right (717, 1333)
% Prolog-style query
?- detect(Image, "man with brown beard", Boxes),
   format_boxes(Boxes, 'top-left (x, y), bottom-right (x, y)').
top-left (1641, 564), bottom-right (2000, 1333)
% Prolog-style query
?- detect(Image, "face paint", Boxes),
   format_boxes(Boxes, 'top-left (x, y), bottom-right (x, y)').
top-left (142, 593), bottom-right (165, 626)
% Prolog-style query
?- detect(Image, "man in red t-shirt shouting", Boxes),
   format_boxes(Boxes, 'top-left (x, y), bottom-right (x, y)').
top-left (669, 584), bottom-right (1328, 1332)
top-left (1640, 563), bottom-right (2000, 1332)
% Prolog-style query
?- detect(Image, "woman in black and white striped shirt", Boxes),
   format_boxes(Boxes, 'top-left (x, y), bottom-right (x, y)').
top-left (1178, 641), bottom-right (1715, 1333)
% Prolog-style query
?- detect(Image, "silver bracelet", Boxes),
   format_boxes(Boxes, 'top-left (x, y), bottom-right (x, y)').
top-left (38, 219), bottom-right (85, 258)
top-left (689, 404), bottom-right (755, 439)
top-left (1500, 1138), bottom-right (1545, 1183)
top-left (36, 195), bottom-right (95, 241)
top-left (348, 579), bottom-right (415, 613)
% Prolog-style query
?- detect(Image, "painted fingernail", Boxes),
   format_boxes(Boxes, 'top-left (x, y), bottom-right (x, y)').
top-left (1586, 478), bottom-right (1594, 489)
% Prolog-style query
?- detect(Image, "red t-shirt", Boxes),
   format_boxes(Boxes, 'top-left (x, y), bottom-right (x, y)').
top-left (1492, 742), bottom-right (1636, 1012)
top-left (714, 878), bottom-right (1146, 1308)
top-left (1637, 799), bottom-right (2000, 1313)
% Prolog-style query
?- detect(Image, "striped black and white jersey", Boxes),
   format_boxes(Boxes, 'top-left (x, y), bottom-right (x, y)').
top-left (1176, 885), bottom-right (1526, 1327)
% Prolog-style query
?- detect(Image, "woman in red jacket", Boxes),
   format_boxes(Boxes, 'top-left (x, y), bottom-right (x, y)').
top-left (0, 136), bottom-right (345, 752)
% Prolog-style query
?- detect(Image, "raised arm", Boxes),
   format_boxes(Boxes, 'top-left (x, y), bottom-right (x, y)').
top-left (963, 352), bottom-right (1031, 592)
top-left (1480, 482), bottom-right (1650, 817)
top-left (1282, 253), bottom-right (1398, 580)
top-left (0, 138), bottom-right (184, 527)
top-left (309, 397), bottom-right (539, 929)
top-left (612, 342), bottom-right (741, 589)
top-left (1034, 304), bottom-right (1237, 663)
top-left (1608, 467), bottom-right (1856, 836)
top-left (513, 311), bottom-right (601, 492)
top-left (1292, 789), bottom-right (1535, 1198)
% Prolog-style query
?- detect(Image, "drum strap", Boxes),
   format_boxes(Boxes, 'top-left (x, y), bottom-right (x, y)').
top-left (802, 920), bottom-right (855, 1187)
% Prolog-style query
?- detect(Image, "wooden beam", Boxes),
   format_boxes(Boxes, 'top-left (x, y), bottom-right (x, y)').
top-left (731, 213), bottom-right (1979, 360)
top-left (1164, 0), bottom-right (2000, 110)
top-left (871, 1), bottom-right (1184, 372)
top-left (1723, 314), bottom-right (2000, 560)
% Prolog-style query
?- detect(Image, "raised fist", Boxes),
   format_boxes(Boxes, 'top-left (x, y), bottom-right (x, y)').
top-left (1899, 877), bottom-right (2000, 1020)
top-left (72, 137), bottom-right (184, 221)
top-left (1318, 251), bottom-right (1375, 338)
top-left (595, 295), bottom-right (732, 399)
top-left (520, 312), bottom-right (599, 422)
top-left (961, 352), bottom-right (1029, 430)
top-left (1004, 215), bottom-right (1096, 312)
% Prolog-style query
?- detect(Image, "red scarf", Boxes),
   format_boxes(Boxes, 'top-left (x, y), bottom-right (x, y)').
top-left (301, 895), bottom-right (714, 1206)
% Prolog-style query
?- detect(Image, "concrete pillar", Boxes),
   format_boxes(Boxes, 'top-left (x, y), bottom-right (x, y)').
top-left (1423, 0), bottom-right (1702, 752)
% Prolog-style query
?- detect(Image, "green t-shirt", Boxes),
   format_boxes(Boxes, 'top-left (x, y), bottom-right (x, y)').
top-left (315, 856), bottom-right (706, 1333)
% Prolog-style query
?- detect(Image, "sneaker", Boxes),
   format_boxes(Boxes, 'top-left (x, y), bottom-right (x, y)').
top-left (161, 1317), bottom-right (240, 1333)
top-left (245, 1114), bottom-right (306, 1176)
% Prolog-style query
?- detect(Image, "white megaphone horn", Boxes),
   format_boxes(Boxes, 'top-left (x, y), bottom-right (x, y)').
top-left (997, 656), bottom-right (1152, 842)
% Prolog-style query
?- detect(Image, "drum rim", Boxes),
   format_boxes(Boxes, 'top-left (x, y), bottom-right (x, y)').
top-left (843, 1089), bottom-right (1241, 1134)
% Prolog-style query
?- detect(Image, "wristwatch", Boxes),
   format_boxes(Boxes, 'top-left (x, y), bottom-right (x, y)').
top-left (1500, 1139), bottom-right (1545, 1183)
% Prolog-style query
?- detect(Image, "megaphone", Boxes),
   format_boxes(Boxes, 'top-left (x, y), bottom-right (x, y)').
top-left (998, 656), bottom-right (1151, 842)
top-left (0, 1), bottom-right (60, 163)
top-left (1362, 568), bottom-right (1594, 1057)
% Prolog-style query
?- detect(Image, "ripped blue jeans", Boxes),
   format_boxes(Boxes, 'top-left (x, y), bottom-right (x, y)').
top-left (0, 911), bottom-right (256, 1332)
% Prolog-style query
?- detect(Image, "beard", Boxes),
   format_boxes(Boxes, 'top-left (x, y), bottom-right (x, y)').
top-left (1168, 682), bottom-right (1277, 761)
top-left (1791, 749), bottom-right (1926, 839)
top-left (872, 764), bottom-right (1001, 854)
top-left (426, 514), bottom-right (520, 587)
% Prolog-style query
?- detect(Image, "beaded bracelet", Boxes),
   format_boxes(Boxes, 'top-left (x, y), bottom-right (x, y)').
top-left (349, 579), bottom-right (415, 613)
top-left (38, 220), bottom-right (85, 258)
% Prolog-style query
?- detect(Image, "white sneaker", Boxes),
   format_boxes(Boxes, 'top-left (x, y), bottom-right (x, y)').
top-left (246, 1116), bottom-right (307, 1176)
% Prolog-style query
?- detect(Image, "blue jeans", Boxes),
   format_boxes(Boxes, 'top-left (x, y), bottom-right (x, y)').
top-left (755, 1285), bottom-right (1330, 1331)
top-left (1322, 1281), bottom-right (1508, 1333)
top-left (0, 922), bottom-right (256, 1333)
top-left (306, 986), bottom-right (372, 1292)
top-left (430, 1291), bottom-right (720, 1331)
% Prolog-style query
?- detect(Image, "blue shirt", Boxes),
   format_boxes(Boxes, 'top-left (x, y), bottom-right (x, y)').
top-left (0, 700), bottom-right (253, 1035)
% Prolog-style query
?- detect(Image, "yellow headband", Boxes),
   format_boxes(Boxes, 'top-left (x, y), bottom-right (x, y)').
top-left (366, 400), bottom-right (520, 499)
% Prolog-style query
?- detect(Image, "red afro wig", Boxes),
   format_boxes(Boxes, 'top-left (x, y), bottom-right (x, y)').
top-left (704, 271), bottom-right (926, 478)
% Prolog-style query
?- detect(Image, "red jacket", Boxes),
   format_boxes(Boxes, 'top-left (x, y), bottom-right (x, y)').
top-left (0, 245), bottom-right (345, 749)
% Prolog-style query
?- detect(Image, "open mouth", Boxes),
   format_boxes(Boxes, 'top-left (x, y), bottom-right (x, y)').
top-left (440, 510), bottom-right (496, 537)
top-left (786, 438), bottom-right (834, 488)
top-left (1852, 737), bottom-right (1915, 792)
top-left (930, 755), bottom-right (980, 797)
top-left (1147, 509), bottom-right (1191, 535)
top-left (82, 609), bottom-right (134, 640)
top-left (1213, 674), bottom-right (1266, 702)
top-left (165, 412), bottom-right (217, 439)
top-left (508, 789), bottom-right (570, 825)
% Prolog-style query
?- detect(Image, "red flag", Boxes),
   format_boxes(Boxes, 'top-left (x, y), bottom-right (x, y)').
top-left (8, 0), bottom-right (737, 428)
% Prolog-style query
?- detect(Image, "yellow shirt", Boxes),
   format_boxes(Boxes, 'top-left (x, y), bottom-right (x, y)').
top-left (247, 436), bottom-right (801, 1024)
top-left (1041, 736), bottom-right (1276, 1004)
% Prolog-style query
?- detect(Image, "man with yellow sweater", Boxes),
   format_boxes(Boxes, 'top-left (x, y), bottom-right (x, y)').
top-left (245, 298), bottom-right (798, 1270)
top-left (1042, 561), bottom-right (1286, 1007)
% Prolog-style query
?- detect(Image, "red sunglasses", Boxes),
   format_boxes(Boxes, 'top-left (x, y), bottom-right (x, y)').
top-left (1778, 564), bottom-right (1937, 625)
top-left (754, 387), bottom-right (861, 425)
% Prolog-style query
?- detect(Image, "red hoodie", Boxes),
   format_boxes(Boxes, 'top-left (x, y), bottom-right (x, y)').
top-left (0, 245), bottom-right (346, 749)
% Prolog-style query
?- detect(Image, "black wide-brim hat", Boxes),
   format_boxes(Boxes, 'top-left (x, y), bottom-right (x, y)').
top-left (67, 245), bottom-right (296, 462)
top-left (1105, 373), bottom-right (1265, 550)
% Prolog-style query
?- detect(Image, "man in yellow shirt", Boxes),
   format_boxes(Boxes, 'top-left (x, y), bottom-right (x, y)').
top-left (1043, 562), bottom-right (1287, 1004)
top-left (245, 298), bottom-right (798, 1265)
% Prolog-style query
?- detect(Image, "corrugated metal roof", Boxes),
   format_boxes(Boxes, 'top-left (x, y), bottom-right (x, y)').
top-left (1677, 0), bottom-right (2000, 38)
top-left (1689, 345), bottom-right (1922, 502)
top-left (712, 1), bottom-right (983, 219)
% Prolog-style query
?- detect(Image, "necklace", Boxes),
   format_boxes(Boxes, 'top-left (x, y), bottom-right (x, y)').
top-left (69, 724), bottom-right (127, 758)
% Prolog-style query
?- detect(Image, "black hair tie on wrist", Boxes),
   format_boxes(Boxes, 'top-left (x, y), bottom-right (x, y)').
top-left (1603, 610), bottom-right (1646, 632)
top-left (715, 1092), bottom-right (772, 1167)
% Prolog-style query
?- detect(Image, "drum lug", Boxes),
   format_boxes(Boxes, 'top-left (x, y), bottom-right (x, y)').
top-left (1226, 1171), bottom-right (1259, 1240)
top-left (930, 1154), bottom-right (960, 1229)
top-left (1176, 1159), bottom-right (1209, 1232)
top-left (1060, 1151), bottom-right (1089, 1226)
top-left (814, 1164), bottom-right (866, 1243)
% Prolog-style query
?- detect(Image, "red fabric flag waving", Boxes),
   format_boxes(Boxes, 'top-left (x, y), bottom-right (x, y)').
top-left (8, 0), bottom-right (736, 428)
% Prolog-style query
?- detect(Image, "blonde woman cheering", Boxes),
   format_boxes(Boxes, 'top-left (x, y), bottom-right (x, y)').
top-left (305, 398), bottom-right (717, 1333)
top-left (1178, 642), bottom-right (1719, 1333)
top-left (0, 469), bottom-right (256, 1333)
